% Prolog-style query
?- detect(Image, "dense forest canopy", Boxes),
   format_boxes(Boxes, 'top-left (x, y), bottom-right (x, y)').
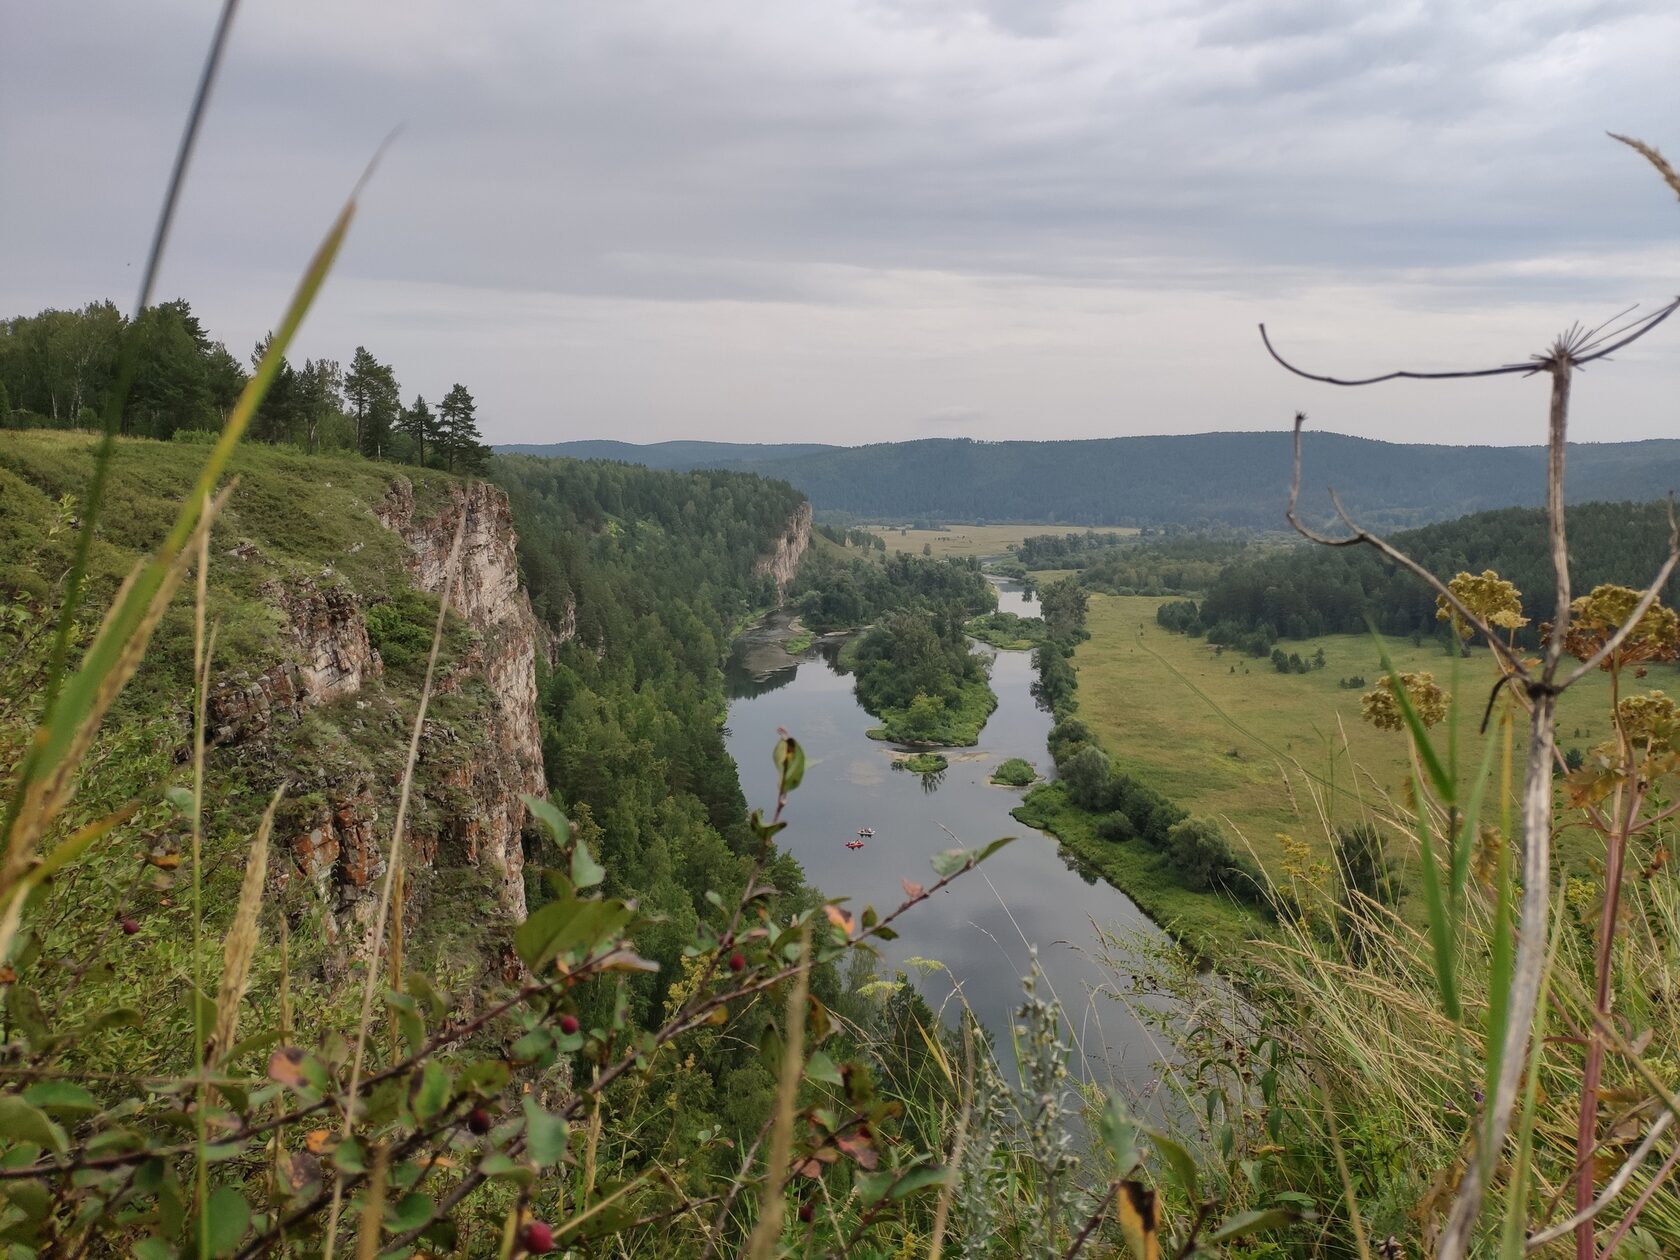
top-left (1, 300), bottom-right (489, 469)
top-left (788, 542), bottom-right (994, 632)
top-left (501, 434), bottom-right (1680, 529)
top-left (1185, 501), bottom-right (1680, 646)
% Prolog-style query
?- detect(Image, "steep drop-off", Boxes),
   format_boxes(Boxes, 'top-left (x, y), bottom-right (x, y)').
top-left (0, 433), bottom-right (547, 1000)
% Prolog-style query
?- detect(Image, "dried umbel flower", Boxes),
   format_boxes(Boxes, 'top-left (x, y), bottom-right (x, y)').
top-left (1437, 569), bottom-right (1528, 639)
top-left (1544, 583), bottom-right (1680, 672)
top-left (1361, 672), bottom-right (1449, 730)
top-left (1616, 689), bottom-right (1680, 749)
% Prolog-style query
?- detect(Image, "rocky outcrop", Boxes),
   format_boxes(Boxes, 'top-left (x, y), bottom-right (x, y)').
top-left (755, 500), bottom-right (812, 598)
top-left (208, 579), bottom-right (381, 744)
top-left (376, 478), bottom-right (547, 920)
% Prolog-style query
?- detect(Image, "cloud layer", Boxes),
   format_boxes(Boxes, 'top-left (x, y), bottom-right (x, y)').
top-left (4, 0), bottom-right (1677, 445)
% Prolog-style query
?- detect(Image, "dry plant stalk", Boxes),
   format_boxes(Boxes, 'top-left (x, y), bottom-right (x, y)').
top-left (209, 781), bottom-right (287, 1064)
top-left (1262, 143), bottom-right (1680, 1253)
top-left (744, 925), bottom-right (812, 1260)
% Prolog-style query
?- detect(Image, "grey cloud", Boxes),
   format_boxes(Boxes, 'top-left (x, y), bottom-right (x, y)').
top-left (3, 0), bottom-right (1677, 447)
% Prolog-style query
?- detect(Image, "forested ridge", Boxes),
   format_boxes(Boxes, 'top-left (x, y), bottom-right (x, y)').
top-left (1187, 500), bottom-right (1680, 646)
top-left (501, 433), bottom-right (1680, 528)
top-left (491, 454), bottom-right (810, 1001)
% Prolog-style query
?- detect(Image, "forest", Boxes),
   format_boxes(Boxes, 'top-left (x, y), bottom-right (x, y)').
top-left (787, 541), bottom-right (993, 632)
top-left (1175, 500), bottom-right (1680, 648)
top-left (506, 433), bottom-right (1680, 529)
top-left (0, 300), bottom-right (490, 470)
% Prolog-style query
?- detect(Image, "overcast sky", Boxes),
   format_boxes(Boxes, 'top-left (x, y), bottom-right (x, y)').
top-left (3, 1), bottom-right (1677, 447)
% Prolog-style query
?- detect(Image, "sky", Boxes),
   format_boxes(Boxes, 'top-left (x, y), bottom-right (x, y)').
top-left (3, 0), bottom-right (1678, 447)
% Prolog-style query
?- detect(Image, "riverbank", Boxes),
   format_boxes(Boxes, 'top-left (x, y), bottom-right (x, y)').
top-left (1011, 783), bottom-right (1263, 960)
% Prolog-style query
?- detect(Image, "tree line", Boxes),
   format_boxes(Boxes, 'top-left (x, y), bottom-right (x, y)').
top-left (1161, 501), bottom-right (1680, 650)
top-left (0, 299), bottom-right (490, 471)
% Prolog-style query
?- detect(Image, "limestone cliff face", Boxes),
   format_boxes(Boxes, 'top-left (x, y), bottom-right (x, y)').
top-left (208, 475), bottom-right (547, 959)
top-left (755, 500), bottom-right (812, 598)
top-left (376, 478), bottom-right (547, 920)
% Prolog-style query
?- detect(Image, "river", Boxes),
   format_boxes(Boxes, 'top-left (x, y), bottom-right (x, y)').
top-left (724, 579), bottom-right (1175, 1096)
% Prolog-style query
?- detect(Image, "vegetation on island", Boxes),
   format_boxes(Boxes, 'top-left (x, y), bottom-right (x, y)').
top-left (788, 542), bottom-right (992, 632)
top-left (781, 627), bottom-right (816, 654)
top-left (849, 611), bottom-right (997, 745)
top-left (964, 608), bottom-right (1046, 650)
top-left (892, 751), bottom-right (949, 775)
top-left (988, 756), bottom-right (1038, 786)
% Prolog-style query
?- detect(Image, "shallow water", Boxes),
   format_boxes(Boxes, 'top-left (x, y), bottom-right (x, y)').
top-left (723, 579), bottom-right (1176, 1094)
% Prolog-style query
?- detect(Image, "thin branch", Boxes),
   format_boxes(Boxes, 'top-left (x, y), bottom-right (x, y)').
top-left (1287, 413), bottom-right (1530, 681)
top-left (1524, 1110), bottom-right (1674, 1250)
top-left (1259, 297), bottom-right (1678, 386)
top-left (1063, 1182), bottom-right (1120, 1258)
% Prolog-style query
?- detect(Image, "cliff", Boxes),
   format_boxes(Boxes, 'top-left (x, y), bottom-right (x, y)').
top-left (755, 500), bottom-right (812, 598)
top-left (376, 477), bottom-right (546, 920)
top-left (189, 466), bottom-right (548, 960)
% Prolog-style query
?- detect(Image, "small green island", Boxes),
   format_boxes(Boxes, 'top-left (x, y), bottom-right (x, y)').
top-left (964, 609), bottom-right (1047, 650)
top-left (781, 627), bottom-right (815, 654)
top-left (848, 610), bottom-right (997, 744)
top-left (893, 751), bottom-right (949, 775)
top-left (989, 756), bottom-right (1039, 786)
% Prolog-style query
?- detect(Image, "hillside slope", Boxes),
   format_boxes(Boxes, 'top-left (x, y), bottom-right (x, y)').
top-left (500, 432), bottom-right (1680, 528)
top-left (0, 433), bottom-right (546, 1036)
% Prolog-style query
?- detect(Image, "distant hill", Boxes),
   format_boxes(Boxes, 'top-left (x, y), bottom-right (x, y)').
top-left (496, 433), bottom-right (1680, 529)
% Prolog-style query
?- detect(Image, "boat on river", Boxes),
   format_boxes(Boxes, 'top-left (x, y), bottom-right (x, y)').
top-left (857, 826), bottom-right (875, 837)
top-left (845, 839), bottom-right (865, 850)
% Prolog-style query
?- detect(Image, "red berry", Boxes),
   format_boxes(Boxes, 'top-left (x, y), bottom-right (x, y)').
top-left (120, 918), bottom-right (140, 936)
top-left (522, 1220), bottom-right (554, 1253)
top-left (798, 1202), bottom-right (814, 1224)
top-left (466, 1107), bottom-right (493, 1135)
top-left (559, 1013), bottom-right (580, 1035)
top-left (728, 951), bottom-right (746, 972)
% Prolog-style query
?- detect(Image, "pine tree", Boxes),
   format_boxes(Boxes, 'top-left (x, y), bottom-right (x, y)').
top-left (397, 395), bottom-right (437, 467)
top-left (249, 333), bottom-right (299, 444)
top-left (437, 383), bottom-right (488, 473)
top-left (344, 347), bottom-right (401, 458)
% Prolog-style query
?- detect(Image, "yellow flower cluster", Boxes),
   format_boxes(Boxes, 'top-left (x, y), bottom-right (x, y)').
top-left (1361, 672), bottom-right (1449, 730)
top-left (1616, 690), bottom-right (1680, 748)
top-left (1436, 569), bottom-right (1529, 639)
top-left (1549, 584), bottom-right (1680, 670)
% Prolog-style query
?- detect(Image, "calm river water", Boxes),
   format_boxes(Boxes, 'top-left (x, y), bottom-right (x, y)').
top-left (724, 580), bottom-right (1174, 1095)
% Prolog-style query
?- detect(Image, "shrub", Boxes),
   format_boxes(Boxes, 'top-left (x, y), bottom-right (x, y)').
top-left (1096, 811), bottom-right (1136, 843)
top-left (990, 756), bottom-right (1038, 786)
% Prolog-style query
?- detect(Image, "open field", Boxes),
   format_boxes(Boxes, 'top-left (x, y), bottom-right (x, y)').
top-left (867, 522), bottom-right (1136, 560)
top-left (1072, 594), bottom-right (1640, 887)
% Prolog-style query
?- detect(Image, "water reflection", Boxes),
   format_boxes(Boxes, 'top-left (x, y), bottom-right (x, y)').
top-left (722, 579), bottom-right (1176, 1095)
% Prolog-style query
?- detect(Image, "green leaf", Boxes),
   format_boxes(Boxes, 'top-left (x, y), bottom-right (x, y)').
top-left (522, 795), bottom-right (570, 844)
top-left (523, 1096), bottom-right (568, 1168)
top-left (1206, 1206), bottom-right (1306, 1243)
top-left (1146, 1129), bottom-right (1199, 1201)
top-left (890, 1166), bottom-right (948, 1199)
top-left (805, 1050), bottom-right (844, 1087)
top-left (22, 1082), bottom-right (100, 1116)
top-left (514, 896), bottom-right (635, 971)
top-left (333, 1138), bottom-right (367, 1175)
top-left (1099, 1097), bottom-right (1140, 1176)
top-left (0, 1096), bottom-right (66, 1154)
top-left (773, 735), bottom-right (806, 792)
top-left (1412, 767), bottom-right (1462, 1024)
top-left (929, 836), bottom-right (1015, 878)
top-left (570, 836), bottom-right (605, 890)
top-left (388, 1192), bottom-right (434, 1232)
top-left (479, 1153), bottom-right (533, 1184)
top-left (133, 1236), bottom-right (173, 1260)
top-left (413, 1061), bottom-right (450, 1122)
top-left (204, 1186), bottom-right (250, 1257)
